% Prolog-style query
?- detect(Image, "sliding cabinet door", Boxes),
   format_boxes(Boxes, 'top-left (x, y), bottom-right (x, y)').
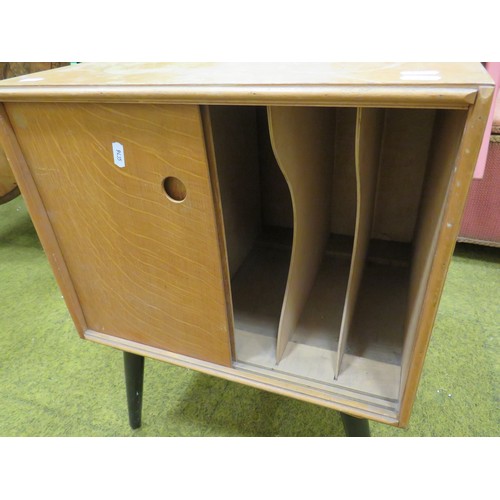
top-left (7, 102), bottom-right (232, 366)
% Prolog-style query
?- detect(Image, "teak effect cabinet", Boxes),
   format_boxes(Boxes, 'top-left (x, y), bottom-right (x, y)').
top-left (0, 63), bottom-right (493, 430)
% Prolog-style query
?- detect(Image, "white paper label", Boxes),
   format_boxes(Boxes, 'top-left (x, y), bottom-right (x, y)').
top-left (19, 77), bottom-right (44, 82)
top-left (399, 70), bottom-right (441, 81)
top-left (112, 142), bottom-right (125, 168)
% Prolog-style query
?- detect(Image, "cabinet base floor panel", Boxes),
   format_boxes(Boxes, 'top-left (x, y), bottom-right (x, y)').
top-left (84, 330), bottom-right (400, 424)
top-left (232, 229), bottom-right (408, 403)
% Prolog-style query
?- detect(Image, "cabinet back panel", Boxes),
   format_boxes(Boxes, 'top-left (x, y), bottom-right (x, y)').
top-left (372, 109), bottom-right (436, 242)
top-left (330, 108), bottom-right (437, 242)
top-left (208, 106), bottom-right (262, 278)
top-left (258, 108), bottom-right (294, 229)
top-left (7, 102), bottom-right (232, 366)
top-left (331, 108), bottom-right (357, 236)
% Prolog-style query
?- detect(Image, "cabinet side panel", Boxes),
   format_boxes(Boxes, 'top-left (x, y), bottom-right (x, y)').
top-left (0, 104), bottom-right (87, 335)
top-left (401, 109), bottom-right (468, 396)
top-left (7, 102), bottom-right (232, 366)
top-left (400, 88), bottom-right (493, 426)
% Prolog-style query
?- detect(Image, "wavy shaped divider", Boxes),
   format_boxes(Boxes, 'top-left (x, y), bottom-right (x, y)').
top-left (335, 108), bottom-right (385, 379)
top-left (267, 106), bottom-right (336, 362)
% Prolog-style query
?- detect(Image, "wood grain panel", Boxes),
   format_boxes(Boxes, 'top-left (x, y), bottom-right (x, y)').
top-left (335, 108), bottom-right (385, 379)
top-left (7, 102), bottom-right (232, 366)
top-left (268, 106), bottom-right (336, 361)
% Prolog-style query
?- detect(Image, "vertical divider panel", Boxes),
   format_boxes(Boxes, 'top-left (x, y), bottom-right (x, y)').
top-left (335, 108), bottom-right (385, 379)
top-left (268, 106), bottom-right (336, 362)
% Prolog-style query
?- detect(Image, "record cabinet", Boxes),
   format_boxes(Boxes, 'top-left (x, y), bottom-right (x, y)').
top-left (0, 63), bottom-right (493, 428)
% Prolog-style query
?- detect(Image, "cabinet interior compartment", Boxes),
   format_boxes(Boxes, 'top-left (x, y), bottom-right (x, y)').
top-left (206, 105), bottom-right (295, 369)
top-left (206, 104), bottom-right (467, 409)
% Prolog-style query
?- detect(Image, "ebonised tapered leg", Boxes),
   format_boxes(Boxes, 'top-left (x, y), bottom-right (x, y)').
top-left (123, 352), bottom-right (145, 429)
top-left (340, 412), bottom-right (371, 437)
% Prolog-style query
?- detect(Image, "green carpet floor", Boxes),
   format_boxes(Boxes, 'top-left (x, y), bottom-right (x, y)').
top-left (0, 195), bottom-right (498, 436)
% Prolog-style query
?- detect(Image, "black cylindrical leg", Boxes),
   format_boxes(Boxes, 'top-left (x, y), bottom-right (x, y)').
top-left (123, 351), bottom-right (145, 429)
top-left (340, 412), bottom-right (371, 437)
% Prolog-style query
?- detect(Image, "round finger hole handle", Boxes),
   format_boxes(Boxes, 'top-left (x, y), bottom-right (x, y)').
top-left (163, 176), bottom-right (187, 203)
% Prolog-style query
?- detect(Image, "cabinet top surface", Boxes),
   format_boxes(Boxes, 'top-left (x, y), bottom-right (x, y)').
top-left (0, 63), bottom-right (492, 106)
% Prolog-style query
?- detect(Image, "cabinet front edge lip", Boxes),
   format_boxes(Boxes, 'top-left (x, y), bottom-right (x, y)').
top-left (0, 84), bottom-right (483, 108)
